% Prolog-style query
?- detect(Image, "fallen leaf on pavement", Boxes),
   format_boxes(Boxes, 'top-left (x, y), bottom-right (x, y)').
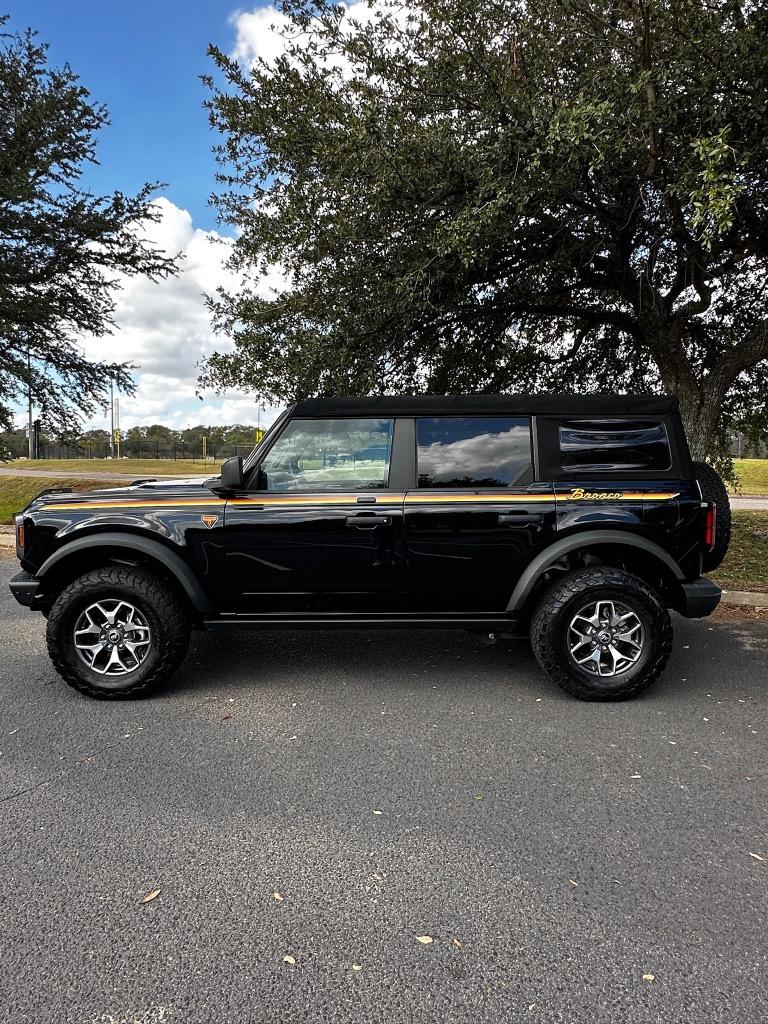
top-left (569, 879), bottom-right (579, 887)
top-left (415, 935), bottom-right (433, 945)
top-left (352, 964), bottom-right (363, 971)
top-left (273, 892), bottom-right (285, 901)
top-left (749, 852), bottom-right (765, 861)
top-left (140, 889), bottom-right (161, 904)
top-left (283, 955), bottom-right (296, 965)
top-left (372, 809), bottom-right (383, 815)
top-left (630, 774), bottom-right (642, 779)
top-left (452, 938), bottom-right (463, 948)
top-left (642, 973), bottom-right (655, 982)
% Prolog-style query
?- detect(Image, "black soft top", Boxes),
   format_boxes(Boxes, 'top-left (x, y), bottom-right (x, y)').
top-left (292, 394), bottom-right (679, 418)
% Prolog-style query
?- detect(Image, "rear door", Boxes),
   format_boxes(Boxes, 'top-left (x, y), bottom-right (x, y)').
top-left (402, 416), bottom-right (557, 611)
top-left (224, 416), bottom-right (407, 613)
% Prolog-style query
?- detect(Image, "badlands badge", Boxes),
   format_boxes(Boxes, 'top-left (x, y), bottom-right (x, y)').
top-left (200, 514), bottom-right (219, 529)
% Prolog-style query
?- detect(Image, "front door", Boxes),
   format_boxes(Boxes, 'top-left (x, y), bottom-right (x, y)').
top-left (224, 416), bottom-right (405, 613)
top-left (403, 416), bottom-right (557, 611)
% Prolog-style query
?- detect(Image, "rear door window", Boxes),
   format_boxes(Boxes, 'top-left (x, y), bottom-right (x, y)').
top-left (559, 419), bottom-right (671, 473)
top-left (416, 417), bottom-right (532, 488)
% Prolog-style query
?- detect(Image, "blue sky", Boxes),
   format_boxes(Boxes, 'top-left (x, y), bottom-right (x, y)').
top-left (6, 0), bottom-right (289, 432)
top-left (7, 0), bottom-right (231, 232)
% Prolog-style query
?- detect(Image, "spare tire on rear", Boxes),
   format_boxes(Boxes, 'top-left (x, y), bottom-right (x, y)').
top-left (692, 460), bottom-right (731, 571)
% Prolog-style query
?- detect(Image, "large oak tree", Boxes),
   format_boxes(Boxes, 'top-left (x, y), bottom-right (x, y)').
top-left (204, 0), bottom-right (768, 460)
top-left (0, 16), bottom-right (178, 439)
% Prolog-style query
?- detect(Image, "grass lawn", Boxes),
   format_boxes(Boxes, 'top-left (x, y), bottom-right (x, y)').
top-left (0, 476), bottom-right (127, 525)
top-left (4, 458), bottom-right (215, 477)
top-left (731, 459), bottom-right (768, 495)
top-left (709, 511), bottom-right (768, 592)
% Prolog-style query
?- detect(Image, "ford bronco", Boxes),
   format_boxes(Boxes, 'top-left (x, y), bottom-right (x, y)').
top-left (9, 394), bottom-right (729, 701)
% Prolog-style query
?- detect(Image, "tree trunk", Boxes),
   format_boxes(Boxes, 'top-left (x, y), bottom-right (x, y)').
top-left (651, 326), bottom-right (721, 461)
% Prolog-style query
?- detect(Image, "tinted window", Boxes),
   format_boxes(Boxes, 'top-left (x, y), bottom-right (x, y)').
top-left (559, 419), bottom-right (671, 472)
top-left (260, 418), bottom-right (393, 491)
top-left (417, 417), bottom-right (532, 488)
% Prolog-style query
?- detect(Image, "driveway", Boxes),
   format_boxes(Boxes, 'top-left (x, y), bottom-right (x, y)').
top-left (0, 560), bottom-right (766, 1024)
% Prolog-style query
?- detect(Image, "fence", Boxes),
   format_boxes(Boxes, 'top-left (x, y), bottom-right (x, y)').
top-left (2, 438), bottom-right (256, 462)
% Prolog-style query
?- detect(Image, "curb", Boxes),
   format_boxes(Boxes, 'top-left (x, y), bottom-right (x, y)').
top-left (719, 589), bottom-right (768, 608)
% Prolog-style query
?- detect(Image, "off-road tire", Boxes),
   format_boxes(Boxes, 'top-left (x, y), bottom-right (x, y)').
top-left (692, 460), bottom-right (732, 571)
top-left (530, 568), bottom-right (673, 701)
top-left (46, 566), bottom-right (190, 699)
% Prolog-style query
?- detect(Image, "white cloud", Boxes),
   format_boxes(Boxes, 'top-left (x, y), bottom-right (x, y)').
top-left (77, 198), bottom-right (286, 432)
top-left (230, 2), bottom-right (415, 71)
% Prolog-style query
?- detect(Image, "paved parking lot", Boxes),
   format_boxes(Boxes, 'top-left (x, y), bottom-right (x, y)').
top-left (0, 560), bottom-right (766, 1024)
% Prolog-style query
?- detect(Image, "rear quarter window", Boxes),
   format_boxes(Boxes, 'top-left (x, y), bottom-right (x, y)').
top-left (559, 419), bottom-right (672, 473)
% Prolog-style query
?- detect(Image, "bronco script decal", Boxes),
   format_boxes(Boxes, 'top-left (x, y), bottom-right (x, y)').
top-left (563, 488), bottom-right (679, 501)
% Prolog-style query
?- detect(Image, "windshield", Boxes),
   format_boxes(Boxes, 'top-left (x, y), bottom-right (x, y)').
top-left (241, 406), bottom-right (292, 474)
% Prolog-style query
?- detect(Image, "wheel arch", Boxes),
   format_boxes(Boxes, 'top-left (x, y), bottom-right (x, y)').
top-left (507, 530), bottom-right (685, 613)
top-left (36, 533), bottom-right (213, 616)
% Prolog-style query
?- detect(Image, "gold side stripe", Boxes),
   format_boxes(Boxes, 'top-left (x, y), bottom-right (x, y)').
top-left (43, 499), bottom-right (224, 511)
top-left (43, 490), bottom-right (680, 512)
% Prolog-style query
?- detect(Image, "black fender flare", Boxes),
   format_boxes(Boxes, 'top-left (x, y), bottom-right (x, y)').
top-left (36, 532), bottom-right (213, 614)
top-left (506, 529), bottom-right (684, 612)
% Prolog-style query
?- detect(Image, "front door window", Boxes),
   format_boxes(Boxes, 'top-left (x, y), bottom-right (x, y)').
top-left (258, 418), bottom-right (394, 492)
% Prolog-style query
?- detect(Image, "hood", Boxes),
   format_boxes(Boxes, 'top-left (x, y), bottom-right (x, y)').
top-left (26, 475), bottom-right (217, 511)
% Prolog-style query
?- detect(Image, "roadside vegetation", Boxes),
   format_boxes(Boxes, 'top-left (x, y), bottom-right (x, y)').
top-left (730, 460), bottom-right (768, 495)
top-left (4, 459), bottom-right (213, 477)
top-left (0, 477), bottom-right (127, 525)
top-left (709, 512), bottom-right (768, 593)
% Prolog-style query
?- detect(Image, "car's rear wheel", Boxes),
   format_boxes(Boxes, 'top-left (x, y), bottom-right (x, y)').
top-left (692, 460), bottom-right (732, 571)
top-left (46, 566), bottom-right (190, 699)
top-left (530, 568), bottom-right (672, 701)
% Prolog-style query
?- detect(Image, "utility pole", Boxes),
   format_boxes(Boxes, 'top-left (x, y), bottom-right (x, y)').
top-left (27, 349), bottom-right (34, 460)
top-left (114, 396), bottom-right (121, 459)
top-left (109, 381), bottom-right (115, 458)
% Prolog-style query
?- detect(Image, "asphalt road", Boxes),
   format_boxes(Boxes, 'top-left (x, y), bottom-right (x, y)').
top-left (0, 560), bottom-right (766, 1024)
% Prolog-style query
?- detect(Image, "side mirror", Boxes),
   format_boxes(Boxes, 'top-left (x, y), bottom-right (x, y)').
top-left (219, 456), bottom-right (244, 491)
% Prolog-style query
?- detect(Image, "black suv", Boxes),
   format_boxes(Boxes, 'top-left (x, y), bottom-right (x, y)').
top-left (9, 394), bottom-right (729, 702)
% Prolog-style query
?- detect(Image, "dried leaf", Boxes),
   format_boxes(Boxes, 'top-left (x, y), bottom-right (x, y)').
top-left (273, 892), bottom-right (284, 901)
top-left (415, 935), bottom-right (433, 945)
top-left (372, 809), bottom-right (383, 815)
top-left (749, 852), bottom-right (765, 861)
top-left (569, 879), bottom-right (579, 887)
top-left (630, 773), bottom-right (642, 779)
top-left (642, 973), bottom-right (655, 982)
top-left (452, 937), bottom-right (463, 948)
top-left (283, 955), bottom-right (296, 965)
top-left (351, 964), bottom-right (363, 971)
top-left (140, 889), bottom-right (161, 904)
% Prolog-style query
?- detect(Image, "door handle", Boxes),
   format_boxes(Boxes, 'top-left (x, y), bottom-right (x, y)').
top-left (498, 512), bottom-right (543, 525)
top-left (345, 513), bottom-right (392, 529)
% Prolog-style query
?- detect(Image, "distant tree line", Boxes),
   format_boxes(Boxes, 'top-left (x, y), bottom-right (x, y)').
top-left (0, 423), bottom-right (265, 461)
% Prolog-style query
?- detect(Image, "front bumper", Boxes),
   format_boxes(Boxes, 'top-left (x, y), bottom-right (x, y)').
top-left (9, 571), bottom-right (41, 608)
top-left (678, 577), bottom-right (722, 618)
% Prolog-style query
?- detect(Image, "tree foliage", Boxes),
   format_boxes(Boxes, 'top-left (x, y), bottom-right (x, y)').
top-left (0, 15), bottom-right (179, 437)
top-left (203, 0), bottom-right (768, 461)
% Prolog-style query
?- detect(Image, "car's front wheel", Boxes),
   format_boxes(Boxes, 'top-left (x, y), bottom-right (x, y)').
top-left (46, 566), bottom-right (190, 699)
top-left (530, 568), bottom-right (673, 701)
